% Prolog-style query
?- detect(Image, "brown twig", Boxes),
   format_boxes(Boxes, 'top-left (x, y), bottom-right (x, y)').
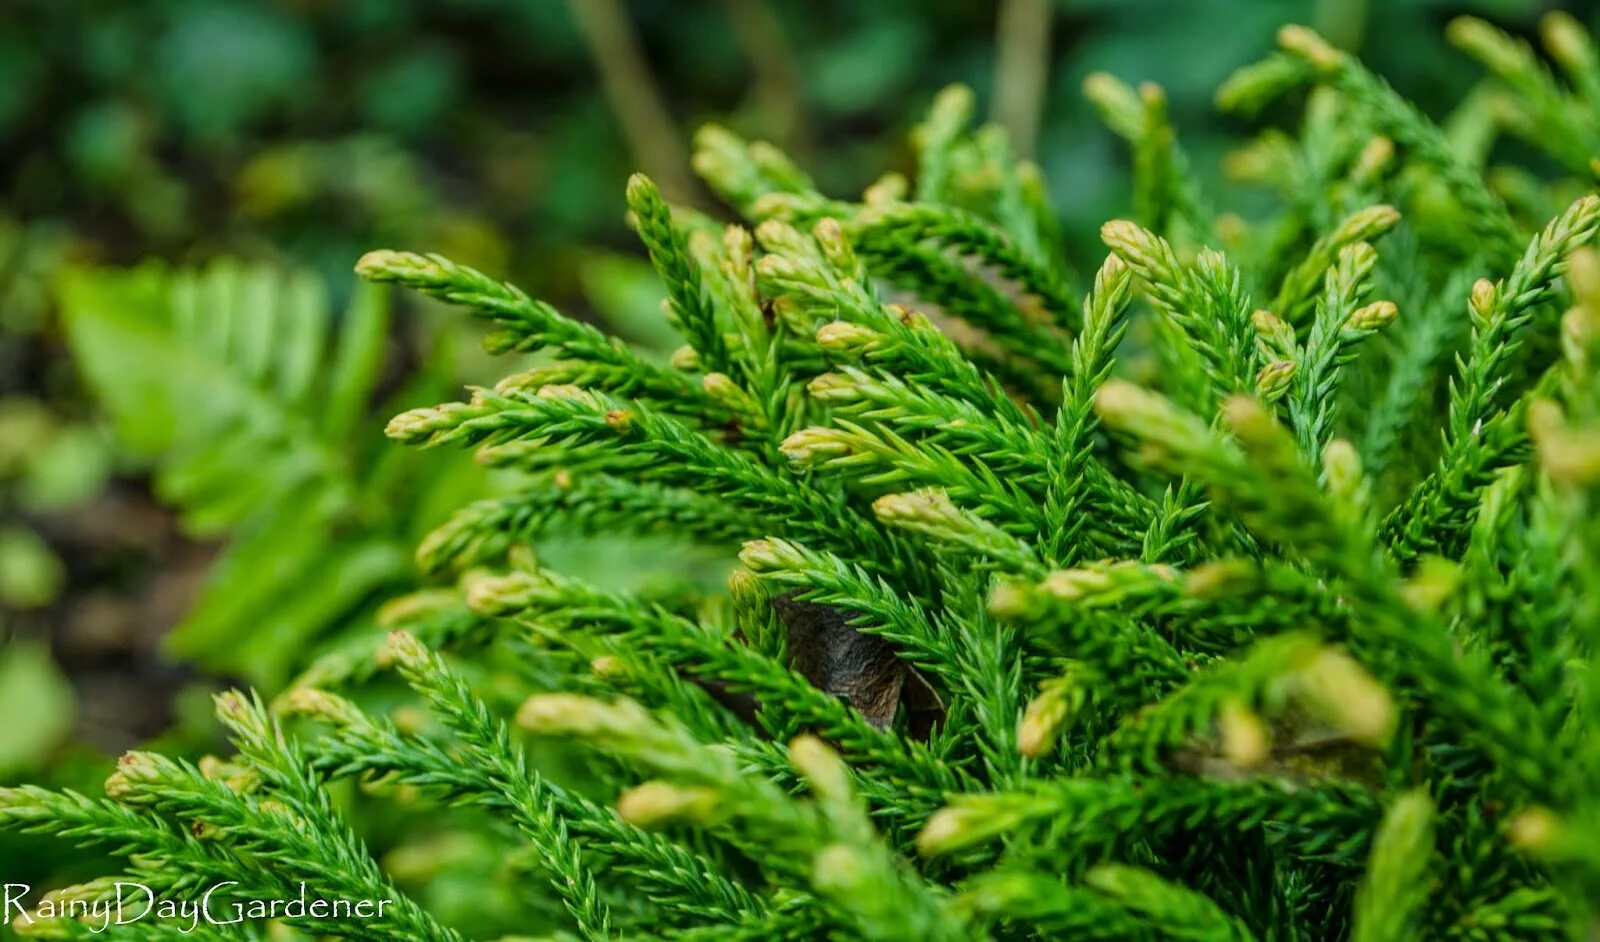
top-left (567, 0), bottom-right (705, 207)
top-left (720, 0), bottom-right (811, 161)
top-left (992, 0), bottom-right (1053, 160)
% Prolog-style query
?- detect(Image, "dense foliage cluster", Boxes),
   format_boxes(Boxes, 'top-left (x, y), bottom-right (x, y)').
top-left (8, 15), bottom-right (1600, 940)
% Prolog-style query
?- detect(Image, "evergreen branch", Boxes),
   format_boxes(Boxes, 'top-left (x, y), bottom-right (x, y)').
top-left (417, 474), bottom-right (757, 573)
top-left (98, 748), bottom-right (459, 941)
top-left (627, 173), bottom-right (732, 371)
top-left (29, 23), bottom-right (1600, 941)
top-left (1277, 25), bottom-right (1522, 261)
top-left (388, 384), bottom-right (924, 583)
top-left (466, 567), bottom-right (972, 820)
top-left (287, 687), bottom-right (759, 925)
top-left (917, 775), bottom-right (1378, 864)
top-left (1269, 204), bottom-right (1399, 328)
top-left (356, 250), bottom-right (712, 415)
top-left (1445, 197), bottom-right (1600, 451)
top-left (380, 634), bottom-right (613, 936)
top-left (1349, 790), bottom-right (1435, 942)
top-left (1385, 197), bottom-right (1600, 559)
top-left (1285, 241), bottom-right (1393, 463)
top-left (846, 203), bottom-right (1079, 333)
top-left (1449, 16), bottom-right (1598, 174)
top-left (1102, 221), bottom-right (1257, 402)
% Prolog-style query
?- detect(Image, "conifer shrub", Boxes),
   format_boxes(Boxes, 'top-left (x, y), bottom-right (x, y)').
top-left (9, 17), bottom-right (1600, 941)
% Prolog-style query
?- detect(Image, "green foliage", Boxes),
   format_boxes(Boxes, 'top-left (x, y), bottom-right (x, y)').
top-left (55, 261), bottom-right (485, 685)
top-left (12, 14), bottom-right (1600, 942)
top-left (0, 642), bottom-right (74, 776)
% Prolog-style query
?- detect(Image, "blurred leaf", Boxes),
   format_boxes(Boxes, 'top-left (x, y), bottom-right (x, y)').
top-left (18, 424), bottom-right (113, 512)
top-left (0, 641), bottom-right (74, 776)
top-left (66, 101), bottom-right (149, 187)
top-left (0, 218), bottom-right (80, 335)
top-left (56, 260), bottom-right (482, 685)
top-left (358, 42), bottom-right (465, 137)
top-left (154, 2), bottom-right (318, 141)
top-left (806, 19), bottom-right (929, 115)
top-left (577, 252), bottom-right (678, 354)
top-left (0, 526), bottom-right (65, 610)
top-left (0, 397), bottom-right (53, 477)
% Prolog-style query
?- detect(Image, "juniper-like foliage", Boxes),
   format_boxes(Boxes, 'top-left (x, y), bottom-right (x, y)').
top-left (11, 17), bottom-right (1600, 942)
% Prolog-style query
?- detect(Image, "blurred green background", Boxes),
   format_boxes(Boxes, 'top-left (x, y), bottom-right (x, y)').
top-left (0, 0), bottom-right (1582, 923)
